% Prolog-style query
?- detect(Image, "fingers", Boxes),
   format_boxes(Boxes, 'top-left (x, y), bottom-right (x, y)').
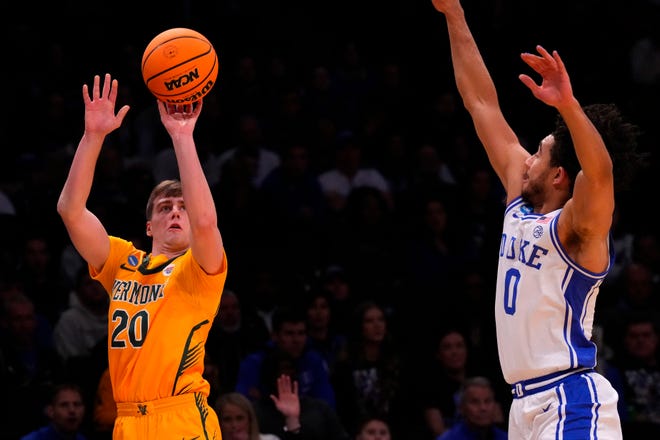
top-left (93, 74), bottom-right (102, 100)
top-left (518, 73), bottom-right (538, 92)
top-left (82, 83), bottom-right (91, 104)
top-left (535, 45), bottom-right (553, 60)
top-left (102, 73), bottom-right (112, 99)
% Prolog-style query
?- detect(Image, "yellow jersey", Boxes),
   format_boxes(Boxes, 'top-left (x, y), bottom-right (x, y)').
top-left (91, 236), bottom-right (227, 403)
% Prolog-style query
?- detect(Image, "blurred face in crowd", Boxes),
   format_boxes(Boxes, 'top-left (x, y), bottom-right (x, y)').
top-left (218, 402), bottom-right (250, 440)
top-left (218, 291), bottom-right (241, 332)
top-left (307, 294), bottom-right (331, 332)
top-left (362, 305), bottom-right (386, 343)
top-left (437, 331), bottom-right (468, 372)
top-left (274, 321), bottom-right (307, 358)
top-left (461, 384), bottom-right (498, 429)
top-left (356, 418), bottom-right (391, 440)
top-left (625, 321), bottom-right (658, 363)
top-left (47, 388), bottom-right (85, 435)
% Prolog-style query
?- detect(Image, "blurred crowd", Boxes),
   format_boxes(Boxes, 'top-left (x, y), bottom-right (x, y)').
top-left (1, 1), bottom-right (659, 439)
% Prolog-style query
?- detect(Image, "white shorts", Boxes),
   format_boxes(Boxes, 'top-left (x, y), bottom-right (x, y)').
top-left (508, 370), bottom-right (622, 439)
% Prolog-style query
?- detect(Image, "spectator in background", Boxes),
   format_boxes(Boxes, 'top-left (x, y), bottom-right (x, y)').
top-left (597, 261), bottom-right (660, 351)
top-left (317, 131), bottom-right (392, 216)
top-left (20, 383), bottom-right (88, 440)
top-left (436, 376), bottom-right (507, 440)
top-left (15, 234), bottom-right (69, 328)
top-left (216, 392), bottom-right (280, 440)
top-left (304, 288), bottom-right (348, 377)
top-left (206, 113), bottom-right (280, 189)
top-left (325, 186), bottom-right (402, 310)
top-left (52, 267), bottom-right (108, 367)
top-left (0, 291), bottom-right (63, 439)
top-left (206, 289), bottom-right (270, 396)
top-left (411, 327), bottom-right (497, 439)
top-left (260, 139), bottom-right (329, 273)
top-left (332, 301), bottom-right (409, 438)
top-left (92, 367), bottom-right (115, 440)
top-left (254, 370), bottom-right (349, 440)
top-left (354, 415), bottom-right (392, 440)
top-left (604, 311), bottom-right (660, 437)
top-left (318, 265), bottom-right (356, 337)
top-left (236, 305), bottom-right (336, 409)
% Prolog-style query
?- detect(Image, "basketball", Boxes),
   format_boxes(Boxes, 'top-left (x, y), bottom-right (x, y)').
top-left (141, 28), bottom-right (218, 104)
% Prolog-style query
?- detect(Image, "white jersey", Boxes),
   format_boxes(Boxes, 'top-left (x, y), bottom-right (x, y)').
top-left (495, 197), bottom-right (612, 384)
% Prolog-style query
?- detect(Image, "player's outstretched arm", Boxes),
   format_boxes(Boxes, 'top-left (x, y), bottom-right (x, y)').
top-left (520, 46), bottom-right (614, 239)
top-left (57, 73), bottom-right (130, 271)
top-left (158, 101), bottom-right (225, 275)
top-left (431, 0), bottom-right (528, 200)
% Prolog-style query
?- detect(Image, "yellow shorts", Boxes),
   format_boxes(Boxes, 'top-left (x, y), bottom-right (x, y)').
top-left (114, 393), bottom-right (220, 440)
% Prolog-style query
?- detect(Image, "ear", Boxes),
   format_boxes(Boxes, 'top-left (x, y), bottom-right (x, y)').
top-left (45, 404), bottom-right (54, 419)
top-left (146, 221), bottom-right (152, 237)
top-left (552, 166), bottom-right (572, 191)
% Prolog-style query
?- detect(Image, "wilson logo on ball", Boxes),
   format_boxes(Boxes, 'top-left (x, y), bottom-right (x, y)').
top-left (142, 28), bottom-right (219, 103)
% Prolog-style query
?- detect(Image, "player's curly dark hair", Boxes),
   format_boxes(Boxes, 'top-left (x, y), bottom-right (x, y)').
top-left (550, 103), bottom-right (646, 194)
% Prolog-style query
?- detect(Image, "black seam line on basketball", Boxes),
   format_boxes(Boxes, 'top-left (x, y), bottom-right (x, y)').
top-left (144, 49), bottom-right (214, 83)
top-left (142, 35), bottom-right (211, 70)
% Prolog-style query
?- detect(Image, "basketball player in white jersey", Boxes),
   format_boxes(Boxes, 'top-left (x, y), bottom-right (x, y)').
top-left (431, 0), bottom-right (644, 438)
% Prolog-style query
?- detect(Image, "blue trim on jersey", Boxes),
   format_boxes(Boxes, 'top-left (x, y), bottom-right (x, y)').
top-left (550, 214), bottom-right (611, 279)
top-left (549, 214), bottom-right (608, 371)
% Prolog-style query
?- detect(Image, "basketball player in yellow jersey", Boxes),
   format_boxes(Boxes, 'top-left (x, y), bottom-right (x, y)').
top-left (58, 73), bottom-right (227, 439)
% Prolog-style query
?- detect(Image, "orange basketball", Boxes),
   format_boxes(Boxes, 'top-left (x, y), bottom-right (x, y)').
top-left (141, 28), bottom-right (218, 104)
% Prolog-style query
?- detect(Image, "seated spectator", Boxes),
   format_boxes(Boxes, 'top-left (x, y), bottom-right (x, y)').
top-left (53, 267), bottom-right (108, 367)
top-left (236, 305), bottom-right (336, 408)
top-left (20, 382), bottom-right (88, 440)
top-left (332, 301), bottom-right (410, 438)
top-left (215, 392), bottom-right (280, 440)
top-left (411, 327), bottom-right (506, 439)
top-left (354, 415), bottom-right (392, 440)
top-left (317, 131), bottom-right (392, 215)
top-left (254, 367), bottom-right (349, 440)
top-left (206, 289), bottom-right (270, 395)
top-left (604, 311), bottom-right (660, 437)
top-left (0, 290), bottom-right (64, 438)
top-left (92, 368), bottom-right (116, 440)
top-left (436, 377), bottom-right (507, 440)
top-left (304, 288), bottom-right (348, 376)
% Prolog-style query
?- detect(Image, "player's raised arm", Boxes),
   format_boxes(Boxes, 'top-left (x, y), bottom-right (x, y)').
top-left (57, 73), bottom-right (130, 271)
top-left (157, 101), bottom-right (224, 274)
top-left (431, 0), bottom-right (529, 200)
top-left (520, 46), bottom-right (615, 240)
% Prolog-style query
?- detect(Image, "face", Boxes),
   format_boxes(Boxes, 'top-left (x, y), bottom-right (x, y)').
top-left (522, 134), bottom-right (557, 205)
top-left (625, 322), bottom-right (658, 361)
top-left (356, 419), bottom-right (391, 440)
top-left (4, 298), bottom-right (37, 345)
top-left (47, 389), bottom-right (85, 434)
top-left (146, 196), bottom-right (190, 251)
top-left (219, 402), bottom-right (250, 440)
top-left (437, 331), bottom-right (468, 371)
top-left (362, 306), bottom-right (386, 343)
top-left (274, 322), bottom-right (307, 358)
top-left (218, 293), bottom-right (241, 331)
top-left (461, 385), bottom-right (497, 428)
top-left (77, 272), bottom-right (108, 309)
top-left (307, 295), bottom-right (331, 331)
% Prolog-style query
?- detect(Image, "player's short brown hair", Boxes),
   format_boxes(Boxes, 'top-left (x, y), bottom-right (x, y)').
top-left (145, 180), bottom-right (182, 220)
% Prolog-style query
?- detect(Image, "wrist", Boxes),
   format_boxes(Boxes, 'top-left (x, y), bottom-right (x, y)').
top-left (283, 424), bottom-right (301, 434)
